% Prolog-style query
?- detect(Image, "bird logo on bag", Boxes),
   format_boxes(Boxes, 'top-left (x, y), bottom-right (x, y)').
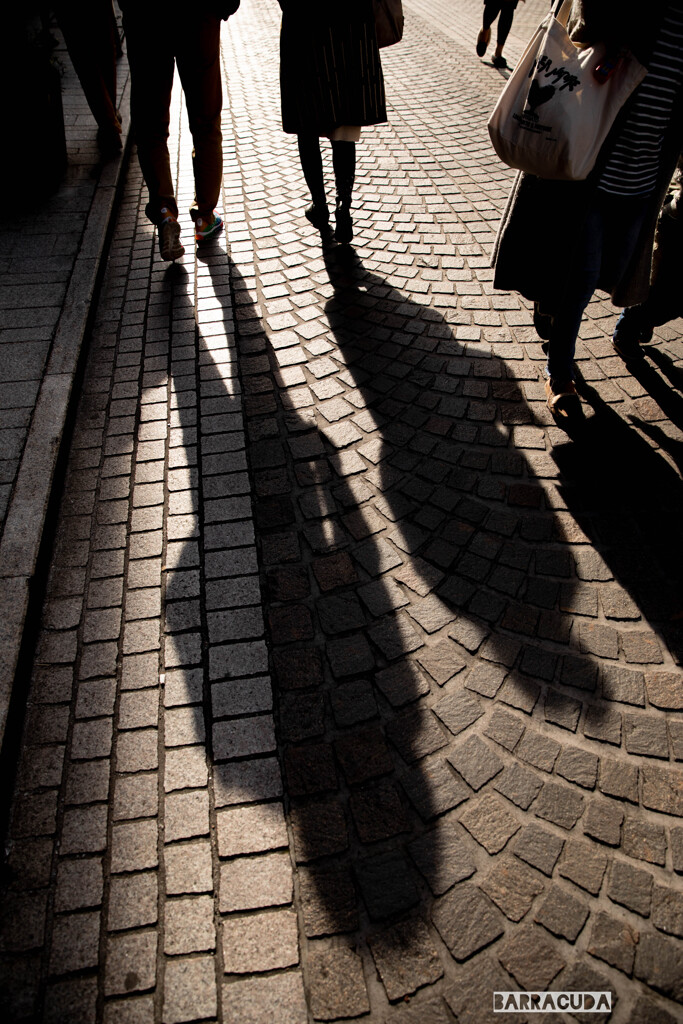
top-left (525, 78), bottom-right (556, 120)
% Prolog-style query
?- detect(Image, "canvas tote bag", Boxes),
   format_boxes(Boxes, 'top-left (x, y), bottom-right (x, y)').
top-left (487, 0), bottom-right (647, 180)
top-left (374, 0), bottom-right (404, 48)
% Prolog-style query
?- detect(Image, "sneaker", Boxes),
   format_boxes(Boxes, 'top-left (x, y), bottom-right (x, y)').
top-left (158, 210), bottom-right (184, 261)
top-left (476, 28), bottom-right (491, 57)
top-left (194, 213), bottom-right (223, 244)
top-left (492, 54), bottom-right (508, 69)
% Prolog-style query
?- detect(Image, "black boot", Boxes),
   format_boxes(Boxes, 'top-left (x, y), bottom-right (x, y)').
top-left (332, 140), bottom-right (355, 243)
top-left (298, 134), bottom-right (328, 227)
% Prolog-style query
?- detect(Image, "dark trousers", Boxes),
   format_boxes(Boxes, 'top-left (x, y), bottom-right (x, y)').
top-left (482, 0), bottom-right (518, 46)
top-left (55, 0), bottom-right (119, 131)
top-left (546, 192), bottom-right (647, 383)
top-left (123, 10), bottom-right (223, 224)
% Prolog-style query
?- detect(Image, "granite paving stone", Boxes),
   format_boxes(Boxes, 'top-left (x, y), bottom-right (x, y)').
top-left (534, 886), bottom-right (590, 943)
top-left (308, 946), bottom-right (370, 1021)
top-left (164, 895), bottom-right (216, 954)
top-left (222, 908), bottom-right (299, 974)
top-left (432, 882), bottom-right (505, 961)
top-left (496, 924), bottom-right (565, 990)
top-left (112, 773), bottom-right (158, 819)
top-left (163, 957), bottom-right (217, 1024)
top-left (368, 918), bottom-right (443, 1001)
top-left (219, 851), bottom-right (292, 913)
top-left (104, 930), bottom-right (158, 997)
top-left (221, 973), bottom-right (308, 1024)
top-left (513, 823), bottom-right (565, 877)
top-left (107, 872), bottom-right (158, 931)
top-left (587, 911), bottom-right (639, 975)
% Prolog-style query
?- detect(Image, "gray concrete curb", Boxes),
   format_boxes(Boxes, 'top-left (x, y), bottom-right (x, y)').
top-left (0, 78), bottom-right (132, 750)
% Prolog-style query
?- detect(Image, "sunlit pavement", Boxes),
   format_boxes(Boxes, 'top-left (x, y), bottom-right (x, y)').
top-left (1, 2), bottom-right (682, 1022)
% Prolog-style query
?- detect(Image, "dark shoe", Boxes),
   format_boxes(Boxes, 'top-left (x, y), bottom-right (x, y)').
top-left (612, 310), bottom-right (651, 361)
top-left (476, 28), bottom-right (491, 57)
top-left (492, 54), bottom-right (508, 69)
top-left (334, 203), bottom-right (353, 244)
top-left (97, 122), bottom-right (122, 156)
top-left (305, 203), bottom-right (329, 229)
top-left (545, 378), bottom-right (581, 419)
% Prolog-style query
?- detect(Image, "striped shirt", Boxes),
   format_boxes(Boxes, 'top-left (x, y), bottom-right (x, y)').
top-left (599, 1), bottom-right (683, 196)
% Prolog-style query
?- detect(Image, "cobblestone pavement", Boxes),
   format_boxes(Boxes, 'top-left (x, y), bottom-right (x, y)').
top-left (2, 2), bottom-right (683, 1022)
top-left (0, 11), bottom-right (129, 738)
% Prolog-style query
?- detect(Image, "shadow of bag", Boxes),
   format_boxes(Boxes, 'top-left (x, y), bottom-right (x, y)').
top-left (374, 0), bottom-right (404, 48)
top-left (487, 0), bottom-right (646, 180)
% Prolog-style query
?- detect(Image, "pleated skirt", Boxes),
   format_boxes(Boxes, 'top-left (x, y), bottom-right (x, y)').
top-left (280, 4), bottom-right (387, 136)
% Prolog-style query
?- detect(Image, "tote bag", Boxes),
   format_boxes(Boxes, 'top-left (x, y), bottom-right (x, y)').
top-left (487, 0), bottom-right (647, 180)
top-left (374, 0), bottom-right (404, 48)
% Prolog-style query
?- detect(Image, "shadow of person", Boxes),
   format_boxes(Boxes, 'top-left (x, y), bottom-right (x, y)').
top-left (160, 216), bottom-right (681, 1020)
top-left (554, 380), bottom-right (683, 661)
top-left (3, 214), bottom-right (680, 1021)
top-left (632, 416), bottom-right (683, 482)
top-left (646, 343), bottom-right (683, 396)
top-left (611, 351), bottom-right (683, 432)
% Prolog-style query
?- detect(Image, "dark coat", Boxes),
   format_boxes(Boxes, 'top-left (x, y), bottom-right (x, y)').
top-left (642, 161), bottom-right (683, 325)
top-left (492, 0), bottom-right (682, 309)
top-left (279, 0), bottom-right (387, 135)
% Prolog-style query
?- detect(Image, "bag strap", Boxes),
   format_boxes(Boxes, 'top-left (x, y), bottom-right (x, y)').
top-left (554, 0), bottom-right (572, 26)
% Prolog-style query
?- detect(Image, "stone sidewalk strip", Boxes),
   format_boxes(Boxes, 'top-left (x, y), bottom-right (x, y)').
top-left (1, 1), bottom-right (682, 1022)
top-left (0, 21), bottom-right (131, 748)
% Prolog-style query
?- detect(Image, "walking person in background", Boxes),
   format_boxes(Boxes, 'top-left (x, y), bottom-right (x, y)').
top-left (54, 0), bottom-right (122, 155)
top-left (493, 0), bottom-right (683, 421)
top-left (120, 1), bottom-right (239, 262)
top-left (476, 0), bottom-right (524, 69)
top-left (279, 0), bottom-right (387, 243)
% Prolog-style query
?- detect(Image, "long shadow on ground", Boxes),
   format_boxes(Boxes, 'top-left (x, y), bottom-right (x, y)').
top-left (160, 233), bottom-right (683, 1020)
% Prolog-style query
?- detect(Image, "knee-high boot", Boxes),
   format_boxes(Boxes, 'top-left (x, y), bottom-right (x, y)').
top-left (332, 140), bottom-right (355, 243)
top-left (297, 133), bottom-right (329, 226)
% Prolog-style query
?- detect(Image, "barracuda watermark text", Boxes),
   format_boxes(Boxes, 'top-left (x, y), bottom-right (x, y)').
top-left (494, 991), bottom-right (612, 1014)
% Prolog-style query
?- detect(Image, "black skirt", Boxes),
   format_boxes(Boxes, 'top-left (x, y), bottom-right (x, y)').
top-left (280, 0), bottom-right (387, 135)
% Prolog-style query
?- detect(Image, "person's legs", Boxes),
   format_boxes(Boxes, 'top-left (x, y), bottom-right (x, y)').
top-left (332, 140), bottom-right (356, 243)
top-left (546, 193), bottom-right (647, 393)
top-left (493, 0), bottom-right (517, 65)
top-left (124, 11), bottom-right (177, 223)
top-left (612, 305), bottom-right (653, 358)
top-left (477, 1), bottom-right (502, 57)
top-left (176, 13), bottom-right (223, 229)
top-left (297, 134), bottom-right (328, 225)
top-left (545, 205), bottom-right (604, 395)
top-left (56, 0), bottom-right (120, 150)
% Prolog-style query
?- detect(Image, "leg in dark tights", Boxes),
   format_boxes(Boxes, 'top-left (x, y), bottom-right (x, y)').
top-left (480, 0), bottom-right (516, 65)
top-left (332, 141), bottom-right (355, 208)
top-left (496, 2), bottom-right (515, 47)
top-left (332, 140), bottom-right (356, 243)
top-left (297, 133), bottom-right (328, 224)
top-left (482, 1), bottom-right (502, 33)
